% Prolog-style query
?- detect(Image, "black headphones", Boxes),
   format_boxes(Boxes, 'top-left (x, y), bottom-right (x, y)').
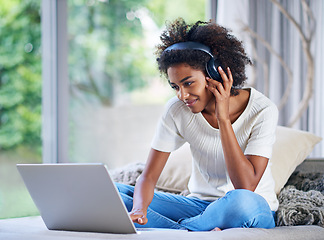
top-left (163, 41), bottom-right (222, 82)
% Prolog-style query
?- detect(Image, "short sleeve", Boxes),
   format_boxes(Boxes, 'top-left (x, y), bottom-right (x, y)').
top-left (151, 97), bottom-right (186, 152)
top-left (244, 103), bottom-right (279, 159)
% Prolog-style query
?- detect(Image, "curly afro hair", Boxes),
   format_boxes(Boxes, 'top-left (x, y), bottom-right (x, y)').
top-left (155, 18), bottom-right (252, 96)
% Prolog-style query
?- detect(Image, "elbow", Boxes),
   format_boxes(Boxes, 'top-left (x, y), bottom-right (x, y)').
top-left (234, 185), bottom-right (257, 192)
top-left (233, 179), bottom-right (259, 192)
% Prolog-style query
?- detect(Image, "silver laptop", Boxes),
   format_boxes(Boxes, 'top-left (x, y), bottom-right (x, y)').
top-left (17, 163), bottom-right (138, 234)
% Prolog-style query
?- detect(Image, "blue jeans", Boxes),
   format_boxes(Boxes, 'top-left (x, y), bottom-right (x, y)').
top-left (115, 183), bottom-right (275, 231)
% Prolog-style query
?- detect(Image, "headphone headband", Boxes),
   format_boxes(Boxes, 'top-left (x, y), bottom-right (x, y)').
top-left (163, 41), bottom-right (222, 82)
top-left (164, 41), bottom-right (213, 58)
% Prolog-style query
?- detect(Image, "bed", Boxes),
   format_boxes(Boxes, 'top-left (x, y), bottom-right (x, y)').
top-left (1, 126), bottom-right (323, 240)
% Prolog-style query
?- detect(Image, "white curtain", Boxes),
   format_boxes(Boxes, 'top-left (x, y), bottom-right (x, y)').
top-left (215, 0), bottom-right (324, 157)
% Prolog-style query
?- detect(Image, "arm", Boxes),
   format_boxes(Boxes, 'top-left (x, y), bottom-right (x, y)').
top-left (129, 148), bottom-right (170, 225)
top-left (206, 67), bottom-right (268, 191)
top-left (218, 119), bottom-right (268, 191)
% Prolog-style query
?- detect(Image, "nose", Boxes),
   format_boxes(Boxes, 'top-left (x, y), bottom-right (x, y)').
top-left (177, 87), bottom-right (189, 101)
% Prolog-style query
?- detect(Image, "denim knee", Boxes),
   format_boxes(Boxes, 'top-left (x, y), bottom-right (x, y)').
top-left (225, 189), bottom-right (275, 228)
top-left (224, 189), bottom-right (265, 215)
top-left (114, 182), bottom-right (135, 197)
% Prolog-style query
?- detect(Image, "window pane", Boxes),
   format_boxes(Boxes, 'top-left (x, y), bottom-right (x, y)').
top-left (0, 0), bottom-right (42, 218)
top-left (68, 0), bottom-right (206, 169)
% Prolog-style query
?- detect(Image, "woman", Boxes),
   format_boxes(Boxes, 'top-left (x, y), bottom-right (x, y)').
top-left (116, 18), bottom-right (278, 231)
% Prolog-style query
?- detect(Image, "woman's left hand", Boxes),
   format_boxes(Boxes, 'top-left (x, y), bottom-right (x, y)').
top-left (206, 66), bottom-right (233, 122)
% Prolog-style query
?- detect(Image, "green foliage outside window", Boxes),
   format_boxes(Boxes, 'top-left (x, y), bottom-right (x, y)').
top-left (68, 0), bottom-right (149, 106)
top-left (0, 0), bottom-right (42, 151)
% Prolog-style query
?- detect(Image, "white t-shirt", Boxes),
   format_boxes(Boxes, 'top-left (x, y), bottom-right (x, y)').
top-left (151, 87), bottom-right (279, 211)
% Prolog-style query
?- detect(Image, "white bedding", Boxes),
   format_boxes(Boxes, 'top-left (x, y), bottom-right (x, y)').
top-left (1, 216), bottom-right (324, 240)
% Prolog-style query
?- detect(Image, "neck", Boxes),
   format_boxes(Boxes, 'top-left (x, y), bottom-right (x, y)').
top-left (202, 97), bottom-right (217, 116)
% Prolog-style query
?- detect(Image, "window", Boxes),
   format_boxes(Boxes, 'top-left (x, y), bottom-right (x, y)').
top-left (0, 0), bottom-right (207, 218)
top-left (67, 0), bottom-right (207, 169)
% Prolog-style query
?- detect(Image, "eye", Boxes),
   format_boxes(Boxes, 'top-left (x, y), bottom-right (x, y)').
top-left (184, 81), bottom-right (193, 87)
top-left (170, 85), bottom-right (179, 91)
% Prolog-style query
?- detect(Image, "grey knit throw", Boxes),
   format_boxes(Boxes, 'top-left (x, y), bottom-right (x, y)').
top-left (276, 171), bottom-right (324, 227)
top-left (110, 162), bottom-right (145, 186)
top-left (111, 163), bottom-right (324, 227)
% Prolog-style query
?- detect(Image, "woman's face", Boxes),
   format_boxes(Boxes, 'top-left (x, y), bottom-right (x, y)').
top-left (167, 63), bottom-right (214, 114)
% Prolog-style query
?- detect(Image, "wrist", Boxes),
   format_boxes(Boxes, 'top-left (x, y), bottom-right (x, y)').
top-left (217, 117), bottom-right (231, 126)
top-left (131, 206), bottom-right (147, 215)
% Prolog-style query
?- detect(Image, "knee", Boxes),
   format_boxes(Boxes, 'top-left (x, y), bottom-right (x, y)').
top-left (226, 189), bottom-right (267, 208)
top-left (225, 189), bottom-right (274, 228)
top-left (115, 182), bottom-right (135, 197)
top-left (224, 190), bottom-right (264, 217)
top-left (115, 183), bottom-right (135, 211)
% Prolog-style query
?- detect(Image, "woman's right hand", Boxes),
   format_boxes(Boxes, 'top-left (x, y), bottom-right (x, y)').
top-left (129, 208), bottom-right (148, 225)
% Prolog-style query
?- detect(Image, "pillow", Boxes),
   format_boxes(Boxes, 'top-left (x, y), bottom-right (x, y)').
top-left (271, 126), bottom-right (322, 194)
top-left (155, 143), bottom-right (191, 193)
top-left (155, 126), bottom-right (322, 195)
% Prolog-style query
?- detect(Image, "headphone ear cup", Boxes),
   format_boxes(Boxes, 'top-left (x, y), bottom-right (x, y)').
top-left (206, 57), bottom-right (222, 83)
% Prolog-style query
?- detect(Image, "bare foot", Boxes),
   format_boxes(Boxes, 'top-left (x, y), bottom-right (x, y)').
top-left (211, 227), bottom-right (222, 231)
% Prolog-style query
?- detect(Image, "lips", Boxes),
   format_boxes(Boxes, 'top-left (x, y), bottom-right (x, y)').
top-left (184, 99), bottom-right (197, 107)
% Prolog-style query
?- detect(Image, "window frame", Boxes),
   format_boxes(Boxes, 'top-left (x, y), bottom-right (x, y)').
top-left (41, 0), bottom-right (69, 163)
